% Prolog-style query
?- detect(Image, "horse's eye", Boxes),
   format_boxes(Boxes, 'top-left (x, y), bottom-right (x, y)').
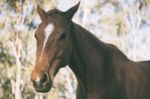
top-left (60, 33), bottom-right (66, 40)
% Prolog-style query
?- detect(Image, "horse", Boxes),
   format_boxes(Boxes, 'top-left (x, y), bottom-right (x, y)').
top-left (31, 2), bottom-right (150, 99)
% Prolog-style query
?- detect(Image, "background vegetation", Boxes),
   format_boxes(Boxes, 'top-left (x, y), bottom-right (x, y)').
top-left (0, 0), bottom-right (150, 99)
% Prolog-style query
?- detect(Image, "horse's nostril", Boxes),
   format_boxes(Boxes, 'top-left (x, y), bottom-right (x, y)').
top-left (32, 72), bottom-right (49, 89)
top-left (32, 72), bottom-right (51, 92)
top-left (33, 80), bottom-right (41, 88)
top-left (41, 72), bottom-right (49, 85)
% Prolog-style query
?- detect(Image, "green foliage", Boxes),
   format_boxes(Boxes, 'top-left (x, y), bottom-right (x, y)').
top-left (5, 0), bottom-right (19, 8)
top-left (0, 43), bottom-right (14, 66)
top-left (0, 79), bottom-right (13, 99)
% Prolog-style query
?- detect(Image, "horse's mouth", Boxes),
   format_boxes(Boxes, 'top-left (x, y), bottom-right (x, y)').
top-left (34, 82), bottom-right (52, 93)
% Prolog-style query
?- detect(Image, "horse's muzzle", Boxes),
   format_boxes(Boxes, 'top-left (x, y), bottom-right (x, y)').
top-left (32, 72), bottom-right (52, 93)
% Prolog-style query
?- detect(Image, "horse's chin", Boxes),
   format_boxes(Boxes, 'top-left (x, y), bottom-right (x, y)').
top-left (34, 82), bottom-right (52, 93)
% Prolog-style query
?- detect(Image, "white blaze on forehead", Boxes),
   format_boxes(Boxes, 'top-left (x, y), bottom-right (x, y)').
top-left (39, 23), bottom-right (54, 61)
top-left (43, 23), bottom-right (54, 48)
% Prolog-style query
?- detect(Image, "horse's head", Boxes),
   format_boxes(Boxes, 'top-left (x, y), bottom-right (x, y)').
top-left (31, 2), bottom-right (80, 93)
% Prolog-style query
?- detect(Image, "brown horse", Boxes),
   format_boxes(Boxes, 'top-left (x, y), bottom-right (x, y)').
top-left (31, 2), bottom-right (150, 99)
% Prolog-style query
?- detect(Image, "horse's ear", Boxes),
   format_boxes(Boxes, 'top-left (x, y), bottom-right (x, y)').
top-left (64, 2), bottom-right (80, 19)
top-left (37, 4), bottom-right (48, 22)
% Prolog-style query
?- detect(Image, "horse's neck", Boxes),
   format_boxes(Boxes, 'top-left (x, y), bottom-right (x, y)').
top-left (69, 23), bottom-right (113, 91)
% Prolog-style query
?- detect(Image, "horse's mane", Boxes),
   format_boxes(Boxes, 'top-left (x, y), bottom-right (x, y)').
top-left (72, 22), bottom-right (128, 60)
